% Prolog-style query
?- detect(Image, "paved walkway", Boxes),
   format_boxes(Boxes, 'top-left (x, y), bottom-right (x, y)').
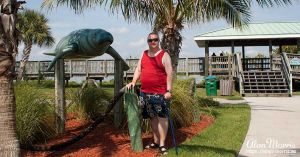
top-left (238, 96), bottom-right (300, 157)
top-left (213, 98), bottom-right (247, 104)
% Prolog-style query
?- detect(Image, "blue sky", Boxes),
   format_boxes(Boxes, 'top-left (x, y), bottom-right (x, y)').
top-left (21, 0), bottom-right (300, 61)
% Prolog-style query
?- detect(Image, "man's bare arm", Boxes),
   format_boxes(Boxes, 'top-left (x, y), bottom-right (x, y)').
top-left (126, 57), bottom-right (141, 89)
top-left (163, 52), bottom-right (173, 94)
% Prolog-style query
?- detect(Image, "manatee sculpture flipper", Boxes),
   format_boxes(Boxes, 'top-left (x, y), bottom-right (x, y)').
top-left (46, 44), bottom-right (78, 71)
top-left (106, 46), bottom-right (130, 71)
top-left (43, 52), bottom-right (56, 56)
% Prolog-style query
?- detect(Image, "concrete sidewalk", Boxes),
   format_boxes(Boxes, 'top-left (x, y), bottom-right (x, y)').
top-left (238, 96), bottom-right (300, 157)
top-left (213, 98), bottom-right (247, 104)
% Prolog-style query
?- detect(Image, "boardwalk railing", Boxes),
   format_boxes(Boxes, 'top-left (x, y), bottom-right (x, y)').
top-left (208, 56), bottom-right (233, 77)
top-left (272, 53), bottom-right (300, 79)
top-left (243, 58), bottom-right (270, 71)
top-left (17, 58), bottom-right (205, 79)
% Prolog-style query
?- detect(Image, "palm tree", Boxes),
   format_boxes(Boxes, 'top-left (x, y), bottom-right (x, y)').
top-left (126, 0), bottom-right (251, 72)
top-left (273, 45), bottom-right (298, 54)
top-left (16, 9), bottom-right (55, 80)
top-left (0, 0), bottom-right (25, 156)
top-left (42, 0), bottom-right (292, 73)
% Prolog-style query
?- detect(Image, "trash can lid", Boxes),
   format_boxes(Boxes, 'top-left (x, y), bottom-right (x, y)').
top-left (205, 75), bottom-right (217, 80)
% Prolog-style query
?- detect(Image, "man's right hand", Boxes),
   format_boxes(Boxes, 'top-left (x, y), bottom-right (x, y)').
top-left (126, 82), bottom-right (135, 90)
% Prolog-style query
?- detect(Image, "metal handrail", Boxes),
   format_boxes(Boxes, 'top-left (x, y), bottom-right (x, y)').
top-left (234, 53), bottom-right (244, 95)
top-left (281, 53), bottom-right (292, 96)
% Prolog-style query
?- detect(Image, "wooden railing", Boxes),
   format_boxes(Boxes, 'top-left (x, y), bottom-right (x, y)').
top-left (208, 56), bottom-right (233, 77)
top-left (272, 54), bottom-right (281, 70)
top-left (243, 58), bottom-right (270, 71)
top-left (19, 55), bottom-right (299, 80)
top-left (16, 58), bottom-right (204, 79)
top-left (286, 53), bottom-right (300, 73)
top-left (272, 53), bottom-right (300, 79)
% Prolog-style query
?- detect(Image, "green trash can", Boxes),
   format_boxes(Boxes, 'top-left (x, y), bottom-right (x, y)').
top-left (205, 75), bottom-right (217, 96)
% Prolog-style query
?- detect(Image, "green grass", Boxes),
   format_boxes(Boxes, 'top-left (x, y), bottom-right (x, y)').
top-left (15, 83), bottom-right (56, 144)
top-left (167, 104), bottom-right (251, 157)
top-left (293, 91), bottom-right (300, 95)
top-left (101, 87), bottom-right (114, 97)
top-left (196, 88), bottom-right (243, 100)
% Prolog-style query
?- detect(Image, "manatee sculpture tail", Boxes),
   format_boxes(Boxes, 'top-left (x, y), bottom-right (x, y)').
top-left (21, 87), bottom-right (126, 151)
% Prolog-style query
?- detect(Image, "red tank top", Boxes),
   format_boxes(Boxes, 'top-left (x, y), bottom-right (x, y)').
top-left (140, 50), bottom-right (167, 94)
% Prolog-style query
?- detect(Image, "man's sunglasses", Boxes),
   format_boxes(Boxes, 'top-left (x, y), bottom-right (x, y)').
top-left (147, 38), bottom-right (159, 42)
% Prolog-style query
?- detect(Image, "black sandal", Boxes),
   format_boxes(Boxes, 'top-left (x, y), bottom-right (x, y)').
top-left (159, 146), bottom-right (168, 155)
top-left (144, 142), bottom-right (159, 149)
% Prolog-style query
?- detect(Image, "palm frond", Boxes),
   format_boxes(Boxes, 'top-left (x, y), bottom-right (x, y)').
top-left (42, 0), bottom-right (105, 13)
top-left (17, 9), bottom-right (55, 47)
top-left (256, 0), bottom-right (292, 7)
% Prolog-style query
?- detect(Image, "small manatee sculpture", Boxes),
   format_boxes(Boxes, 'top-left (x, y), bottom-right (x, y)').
top-left (44, 29), bottom-right (129, 71)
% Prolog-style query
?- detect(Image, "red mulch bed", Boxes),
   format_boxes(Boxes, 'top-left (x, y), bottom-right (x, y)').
top-left (21, 115), bottom-right (214, 157)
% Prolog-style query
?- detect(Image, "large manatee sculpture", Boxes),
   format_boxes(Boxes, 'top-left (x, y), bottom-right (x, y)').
top-left (44, 29), bottom-right (129, 71)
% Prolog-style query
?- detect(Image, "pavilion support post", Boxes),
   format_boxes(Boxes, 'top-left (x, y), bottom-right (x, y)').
top-left (229, 41), bottom-right (234, 78)
top-left (55, 59), bottom-right (65, 134)
top-left (242, 46), bottom-right (245, 71)
top-left (279, 45), bottom-right (282, 54)
top-left (269, 40), bottom-right (273, 70)
top-left (204, 41), bottom-right (209, 76)
top-left (297, 39), bottom-right (300, 54)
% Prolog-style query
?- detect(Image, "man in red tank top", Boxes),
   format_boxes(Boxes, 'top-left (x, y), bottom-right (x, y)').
top-left (127, 32), bottom-right (173, 155)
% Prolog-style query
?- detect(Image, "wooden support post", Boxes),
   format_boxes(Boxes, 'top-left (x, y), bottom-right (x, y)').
top-left (85, 60), bottom-right (89, 79)
top-left (229, 41), bottom-right (234, 78)
top-left (242, 46), bottom-right (245, 71)
top-left (269, 40), bottom-right (273, 70)
top-left (204, 41), bottom-right (209, 76)
top-left (114, 59), bottom-right (124, 127)
top-left (208, 56), bottom-right (212, 76)
top-left (279, 45), bottom-right (282, 54)
top-left (297, 39), bottom-right (300, 54)
top-left (69, 60), bottom-right (72, 77)
top-left (55, 59), bottom-right (65, 134)
top-left (185, 58), bottom-right (189, 76)
top-left (104, 60), bottom-right (108, 77)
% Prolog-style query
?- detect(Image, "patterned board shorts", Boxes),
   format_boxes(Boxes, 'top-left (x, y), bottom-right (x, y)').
top-left (139, 92), bottom-right (170, 119)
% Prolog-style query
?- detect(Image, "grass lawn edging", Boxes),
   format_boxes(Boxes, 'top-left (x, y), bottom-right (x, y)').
top-left (167, 104), bottom-right (251, 157)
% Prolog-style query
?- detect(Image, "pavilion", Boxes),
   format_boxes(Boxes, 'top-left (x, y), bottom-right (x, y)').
top-left (194, 22), bottom-right (300, 76)
top-left (193, 22), bottom-right (300, 96)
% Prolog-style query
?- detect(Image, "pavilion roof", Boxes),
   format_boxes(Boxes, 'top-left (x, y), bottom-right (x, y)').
top-left (194, 22), bottom-right (300, 47)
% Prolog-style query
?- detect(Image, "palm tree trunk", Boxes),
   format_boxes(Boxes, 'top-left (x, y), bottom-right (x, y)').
top-left (0, 0), bottom-right (21, 156)
top-left (17, 43), bottom-right (32, 80)
top-left (0, 77), bottom-right (20, 157)
top-left (161, 27), bottom-right (182, 75)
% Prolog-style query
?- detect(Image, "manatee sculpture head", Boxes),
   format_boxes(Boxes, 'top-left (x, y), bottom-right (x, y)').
top-left (45, 29), bottom-right (114, 70)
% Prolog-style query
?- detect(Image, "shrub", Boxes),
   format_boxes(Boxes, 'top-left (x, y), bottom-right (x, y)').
top-left (15, 83), bottom-right (55, 144)
top-left (35, 79), bottom-right (55, 88)
top-left (67, 81), bottom-right (81, 88)
top-left (71, 86), bottom-right (110, 120)
top-left (170, 78), bottom-right (198, 128)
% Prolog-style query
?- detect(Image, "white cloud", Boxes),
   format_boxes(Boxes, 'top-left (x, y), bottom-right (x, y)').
top-left (128, 38), bottom-right (146, 48)
top-left (28, 47), bottom-right (54, 61)
top-left (49, 22), bottom-right (73, 29)
top-left (108, 27), bottom-right (129, 34)
top-left (181, 42), bottom-right (189, 49)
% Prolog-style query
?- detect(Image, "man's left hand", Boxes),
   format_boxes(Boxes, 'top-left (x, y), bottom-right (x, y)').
top-left (164, 92), bottom-right (172, 100)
